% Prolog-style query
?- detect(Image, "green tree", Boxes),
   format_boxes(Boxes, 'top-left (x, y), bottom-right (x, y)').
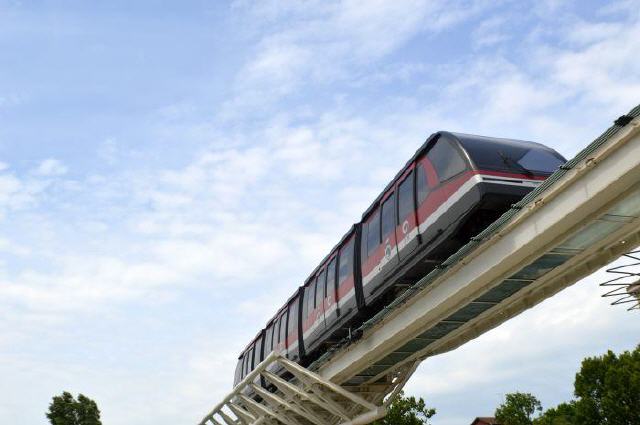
top-left (534, 402), bottom-right (576, 425)
top-left (372, 391), bottom-right (436, 425)
top-left (46, 392), bottom-right (102, 425)
top-left (572, 345), bottom-right (640, 425)
top-left (495, 392), bottom-right (542, 425)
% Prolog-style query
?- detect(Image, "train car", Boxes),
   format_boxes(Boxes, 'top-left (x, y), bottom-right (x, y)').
top-left (233, 131), bottom-right (566, 388)
top-left (358, 132), bottom-right (565, 311)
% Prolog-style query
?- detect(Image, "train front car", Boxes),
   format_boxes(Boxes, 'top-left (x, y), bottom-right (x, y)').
top-left (359, 132), bottom-right (566, 311)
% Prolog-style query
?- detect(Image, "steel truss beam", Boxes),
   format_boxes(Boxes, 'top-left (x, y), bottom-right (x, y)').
top-left (199, 352), bottom-right (415, 425)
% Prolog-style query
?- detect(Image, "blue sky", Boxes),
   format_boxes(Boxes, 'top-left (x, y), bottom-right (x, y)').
top-left (1, 1), bottom-right (639, 424)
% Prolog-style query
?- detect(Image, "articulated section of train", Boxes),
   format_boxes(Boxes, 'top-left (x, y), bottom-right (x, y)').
top-left (234, 131), bottom-right (566, 387)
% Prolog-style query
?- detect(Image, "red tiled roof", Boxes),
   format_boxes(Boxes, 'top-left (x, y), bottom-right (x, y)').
top-left (470, 417), bottom-right (499, 425)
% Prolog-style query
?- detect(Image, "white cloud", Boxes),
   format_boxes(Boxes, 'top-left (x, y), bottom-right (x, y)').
top-left (33, 158), bottom-right (68, 177)
top-left (225, 0), bottom-right (495, 114)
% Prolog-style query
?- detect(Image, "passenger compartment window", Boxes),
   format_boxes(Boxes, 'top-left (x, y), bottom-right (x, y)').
top-left (326, 258), bottom-right (336, 301)
top-left (428, 139), bottom-right (467, 182)
top-left (287, 301), bottom-right (297, 339)
top-left (338, 239), bottom-right (354, 284)
top-left (398, 172), bottom-right (414, 222)
top-left (264, 325), bottom-right (272, 353)
top-left (278, 313), bottom-right (287, 346)
top-left (315, 270), bottom-right (325, 311)
top-left (366, 210), bottom-right (380, 258)
top-left (381, 193), bottom-right (395, 240)
top-left (416, 162), bottom-right (429, 204)
top-left (253, 337), bottom-right (262, 369)
top-left (305, 282), bottom-right (315, 319)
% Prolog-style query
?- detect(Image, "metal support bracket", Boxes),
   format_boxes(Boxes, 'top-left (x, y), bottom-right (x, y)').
top-left (199, 352), bottom-right (415, 425)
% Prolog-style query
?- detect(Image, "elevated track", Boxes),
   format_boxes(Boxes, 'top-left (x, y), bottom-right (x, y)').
top-left (200, 104), bottom-right (640, 425)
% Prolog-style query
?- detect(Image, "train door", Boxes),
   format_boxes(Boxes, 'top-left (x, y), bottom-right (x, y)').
top-left (264, 321), bottom-right (274, 357)
top-left (286, 295), bottom-right (300, 361)
top-left (323, 255), bottom-right (339, 330)
top-left (395, 165), bottom-right (419, 261)
top-left (361, 206), bottom-right (381, 301)
top-left (380, 189), bottom-right (400, 277)
top-left (422, 138), bottom-right (470, 242)
top-left (253, 332), bottom-right (264, 368)
top-left (301, 270), bottom-right (327, 356)
top-left (276, 310), bottom-right (287, 355)
top-left (415, 155), bottom-right (439, 242)
top-left (336, 235), bottom-right (357, 316)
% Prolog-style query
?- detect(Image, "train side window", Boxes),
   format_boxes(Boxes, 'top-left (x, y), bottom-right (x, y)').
top-left (238, 353), bottom-right (245, 381)
top-left (276, 315), bottom-right (282, 345)
top-left (279, 312), bottom-right (287, 346)
top-left (243, 350), bottom-right (250, 377)
top-left (315, 269), bottom-right (326, 310)
top-left (305, 281), bottom-right (316, 317)
top-left (366, 209), bottom-right (380, 257)
top-left (428, 139), bottom-right (466, 182)
top-left (269, 325), bottom-right (276, 350)
top-left (248, 345), bottom-right (255, 371)
top-left (287, 300), bottom-right (297, 341)
top-left (255, 335), bottom-right (263, 368)
top-left (326, 258), bottom-right (336, 300)
top-left (381, 193), bottom-right (395, 239)
top-left (264, 325), bottom-right (272, 353)
top-left (416, 163), bottom-right (429, 203)
top-left (234, 357), bottom-right (242, 384)
top-left (338, 239), bottom-right (354, 284)
top-left (398, 172), bottom-right (414, 222)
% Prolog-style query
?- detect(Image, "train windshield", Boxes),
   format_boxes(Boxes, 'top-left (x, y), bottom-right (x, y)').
top-left (457, 135), bottom-right (565, 175)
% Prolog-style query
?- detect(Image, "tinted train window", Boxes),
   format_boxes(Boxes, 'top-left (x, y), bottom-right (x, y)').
top-left (517, 149), bottom-right (564, 173)
top-left (243, 349), bottom-right (250, 376)
top-left (366, 210), bottom-right (380, 258)
top-left (459, 137), bottom-right (565, 174)
top-left (428, 139), bottom-right (466, 182)
top-left (381, 193), bottom-right (395, 239)
top-left (305, 282), bottom-right (315, 317)
top-left (287, 300), bottom-right (297, 340)
top-left (315, 270), bottom-right (325, 309)
top-left (326, 258), bottom-right (336, 300)
top-left (338, 239), bottom-right (354, 283)
top-left (264, 325), bottom-right (273, 352)
top-left (398, 173), bottom-right (414, 222)
top-left (255, 336), bottom-right (263, 367)
top-left (250, 346), bottom-right (255, 371)
top-left (416, 162), bottom-right (429, 204)
top-left (235, 357), bottom-right (243, 384)
top-left (279, 313), bottom-right (287, 346)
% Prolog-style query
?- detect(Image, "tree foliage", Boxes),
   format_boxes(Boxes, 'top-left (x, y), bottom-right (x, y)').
top-left (501, 345), bottom-right (640, 425)
top-left (495, 392), bottom-right (542, 425)
top-left (571, 345), bottom-right (640, 425)
top-left (372, 391), bottom-right (436, 425)
top-left (533, 402), bottom-right (576, 425)
top-left (46, 392), bottom-right (102, 425)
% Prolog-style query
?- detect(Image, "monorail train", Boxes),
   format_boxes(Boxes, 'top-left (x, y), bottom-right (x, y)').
top-left (234, 131), bottom-right (566, 387)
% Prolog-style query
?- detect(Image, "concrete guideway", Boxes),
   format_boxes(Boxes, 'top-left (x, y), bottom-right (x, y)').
top-left (198, 105), bottom-right (640, 425)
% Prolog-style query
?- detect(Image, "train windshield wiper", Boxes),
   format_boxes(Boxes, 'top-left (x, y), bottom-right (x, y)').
top-left (498, 150), bottom-right (534, 177)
